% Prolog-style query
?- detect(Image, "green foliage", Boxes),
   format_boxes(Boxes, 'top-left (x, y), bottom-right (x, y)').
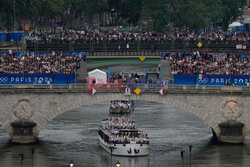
top-left (221, 0), bottom-right (246, 29)
top-left (140, 0), bottom-right (170, 31)
top-left (119, 0), bottom-right (142, 25)
top-left (143, 0), bottom-right (246, 31)
top-left (0, 0), bottom-right (247, 31)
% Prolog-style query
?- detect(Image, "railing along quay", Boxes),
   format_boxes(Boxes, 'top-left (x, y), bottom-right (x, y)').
top-left (26, 40), bottom-right (250, 53)
top-left (0, 84), bottom-right (249, 95)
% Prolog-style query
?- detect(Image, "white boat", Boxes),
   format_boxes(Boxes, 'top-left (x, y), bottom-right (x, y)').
top-left (98, 118), bottom-right (149, 156)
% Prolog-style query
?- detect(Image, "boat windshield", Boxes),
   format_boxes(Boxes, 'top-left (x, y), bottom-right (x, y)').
top-left (119, 130), bottom-right (139, 137)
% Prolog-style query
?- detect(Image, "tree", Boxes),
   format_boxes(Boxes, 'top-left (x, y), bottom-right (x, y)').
top-left (0, 0), bottom-right (247, 31)
top-left (140, 0), bottom-right (170, 32)
top-left (221, 0), bottom-right (247, 29)
top-left (119, 0), bottom-right (142, 25)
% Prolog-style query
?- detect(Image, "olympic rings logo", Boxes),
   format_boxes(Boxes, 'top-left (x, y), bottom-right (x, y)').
top-left (198, 78), bottom-right (209, 83)
top-left (0, 77), bottom-right (8, 82)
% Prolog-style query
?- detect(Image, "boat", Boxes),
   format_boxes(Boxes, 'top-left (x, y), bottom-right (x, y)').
top-left (98, 117), bottom-right (149, 156)
top-left (109, 100), bottom-right (134, 114)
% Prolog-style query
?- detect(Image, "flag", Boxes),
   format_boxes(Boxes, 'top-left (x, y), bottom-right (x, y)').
top-left (111, 127), bottom-right (114, 133)
top-left (143, 68), bottom-right (146, 83)
top-left (114, 128), bottom-right (119, 134)
top-left (159, 88), bottom-right (167, 95)
top-left (107, 66), bottom-right (111, 82)
top-left (198, 74), bottom-right (204, 80)
top-left (134, 88), bottom-right (141, 95)
top-left (140, 55), bottom-right (146, 61)
top-left (197, 42), bottom-right (203, 48)
top-left (89, 87), bottom-right (96, 95)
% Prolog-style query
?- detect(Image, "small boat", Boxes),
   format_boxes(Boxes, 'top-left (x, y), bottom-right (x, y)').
top-left (109, 100), bottom-right (134, 114)
top-left (98, 117), bottom-right (149, 156)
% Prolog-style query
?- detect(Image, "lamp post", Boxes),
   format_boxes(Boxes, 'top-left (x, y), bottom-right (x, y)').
top-left (110, 146), bottom-right (114, 167)
top-left (19, 154), bottom-right (24, 167)
top-left (189, 145), bottom-right (192, 166)
top-left (31, 148), bottom-right (35, 167)
top-left (181, 150), bottom-right (185, 167)
top-left (69, 160), bottom-right (74, 167)
top-left (13, 0), bottom-right (16, 31)
top-left (22, 56), bottom-right (25, 84)
top-left (111, 8), bottom-right (115, 26)
top-left (116, 161), bottom-right (120, 167)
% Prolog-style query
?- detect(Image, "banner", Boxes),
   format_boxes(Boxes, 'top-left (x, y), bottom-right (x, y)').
top-left (231, 75), bottom-right (250, 86)
top-left (174, 74), bottom-right (250, 86)
top-left (195, 74), bottom-right (250, 86)
top-left (53, 74), bottom-right (76, 84)
top-left (6, 32), bottom-right (25, 42)
top-left (0, 73), bottom-right (75, 84)
top-left (195, 74), bottom-right (230, 85)
top-left (174, 74), bottom-right (195, 85)
top-left (0, 32), bottom-right (7, 42)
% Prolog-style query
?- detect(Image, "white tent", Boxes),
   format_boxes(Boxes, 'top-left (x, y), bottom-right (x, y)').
top-left (88, 69), bottom-right (107, 84)
top-left (228, 22), bottom-right (242, 28)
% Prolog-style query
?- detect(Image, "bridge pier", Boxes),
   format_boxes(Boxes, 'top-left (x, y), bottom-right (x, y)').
top-left (213, 121), bottom-right (245, 144)
top-left (10, 120), bottom-right (37, 144)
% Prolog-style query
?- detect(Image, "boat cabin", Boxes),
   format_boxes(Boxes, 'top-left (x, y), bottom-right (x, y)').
top-left (119, 129), bottom-right (139, 138)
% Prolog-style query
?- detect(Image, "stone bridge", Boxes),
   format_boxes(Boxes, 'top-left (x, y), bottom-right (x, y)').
top-left (0, 84), bottom-right (249, 144)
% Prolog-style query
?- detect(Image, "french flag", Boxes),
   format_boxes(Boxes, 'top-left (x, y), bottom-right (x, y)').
top-left (159, 88), bottom-right (167, 95)
top-left (89, 87), bottom-right (96, 95)
top-left (198, 74), bottom-right (204, 80)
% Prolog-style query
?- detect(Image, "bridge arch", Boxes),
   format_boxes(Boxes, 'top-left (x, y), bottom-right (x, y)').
top-left (0, 92), bottom-right (249, 144)
top-left (35, 93), bottom-right (226, 140)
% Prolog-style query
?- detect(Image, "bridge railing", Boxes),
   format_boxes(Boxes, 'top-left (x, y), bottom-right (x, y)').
top-left (26, 40), bottom-right (250, 53)
top-left (0, 84), bottom-right (249, 93)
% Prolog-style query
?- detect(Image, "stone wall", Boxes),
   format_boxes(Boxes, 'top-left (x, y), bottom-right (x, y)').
top-left (0, 92), bottom-right (249, 143)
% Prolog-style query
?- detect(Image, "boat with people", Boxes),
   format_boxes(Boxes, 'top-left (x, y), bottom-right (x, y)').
top-left (98, 117), bottom-right (149, 156)
top-left (109, 100), bottom-right (134, 114)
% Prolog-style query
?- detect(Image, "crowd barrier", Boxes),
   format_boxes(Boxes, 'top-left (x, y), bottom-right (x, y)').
top-left (174, 74), bottom-right (250, 86)
top-left (0, 73), bottom-right (76, 84)
top-left (26, 40), bottom-right (250, 52)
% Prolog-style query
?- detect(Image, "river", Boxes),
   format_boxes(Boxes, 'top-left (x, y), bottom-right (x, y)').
top-left (1, 101), bottom-right (250, 167)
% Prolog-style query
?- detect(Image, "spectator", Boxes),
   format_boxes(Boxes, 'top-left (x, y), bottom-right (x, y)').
top-left (0, 52), bottom-right (82, 74)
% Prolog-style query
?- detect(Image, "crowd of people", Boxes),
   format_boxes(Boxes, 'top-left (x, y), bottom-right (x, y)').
top-left (110, 100), bottom-right (132, 109)
top-left (168, 52), bottom-right (250, 75)
top-left (25, 26), bottom-right (249, 44)
top-left (106, 117), bottom-right (137, 130)
top-left (102, 117), bottom-right (149, 144)
top-left (0, 52), bottom-right (84, 74)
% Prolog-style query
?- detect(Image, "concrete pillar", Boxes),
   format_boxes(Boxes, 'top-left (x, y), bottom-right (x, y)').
top-left (76, 60), bottom-right (87, 83)
top-left (212, 121), bottom-right (245, 144)
top-left (10, 120), bottom-right (37, 144)
top-left (161, 59), bottom-right (172, 81)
